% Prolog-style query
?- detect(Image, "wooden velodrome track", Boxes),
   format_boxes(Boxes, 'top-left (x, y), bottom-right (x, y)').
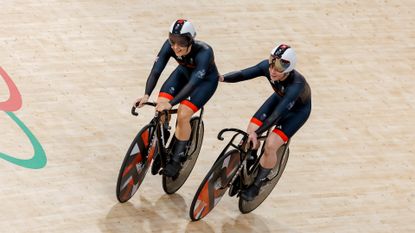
top-left (1, 1), bottom-right (414, 232)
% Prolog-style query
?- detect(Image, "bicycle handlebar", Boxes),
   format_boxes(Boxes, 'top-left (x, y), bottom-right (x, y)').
top-left (217, 128), bottom-right (248, 141)
top-left (131, 102), bottom-right (156, 116)
top-left (217, 127), bottom-right (268, 144)
top-left (131, 102), bottom-right (178, 116)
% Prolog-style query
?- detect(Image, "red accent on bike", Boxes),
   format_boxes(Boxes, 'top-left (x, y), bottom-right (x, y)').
top-left (272, 128), bottom-right (288, 142)
top-left (194, 181), bottom-right (210, 218)
top-left (141, 129), bottom-right (149, 146)
top-left (122, 153), bottom-right (143, 177)
top-left (120, 178), bottom-right (134, 201)
top-left (250, 117), bottom-right (263, 126)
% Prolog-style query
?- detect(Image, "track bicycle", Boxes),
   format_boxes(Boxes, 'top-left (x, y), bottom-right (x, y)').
top-left (189, 128), bottom-right (290, 220)
top-left (116, 102), bottom-right (204, 202)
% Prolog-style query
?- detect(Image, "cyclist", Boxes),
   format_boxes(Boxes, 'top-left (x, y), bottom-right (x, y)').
top-left (219, 44), bottom-right (311, 200)
top-left (135, 19), bottom-right (219, 177)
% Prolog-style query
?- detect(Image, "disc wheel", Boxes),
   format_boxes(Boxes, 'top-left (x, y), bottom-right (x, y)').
top-left (238, 145), bottom-right (289, 213)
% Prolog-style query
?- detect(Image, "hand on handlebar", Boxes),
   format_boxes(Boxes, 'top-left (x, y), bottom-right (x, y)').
top-left (247, 132), bottom-right (259, 149)
top-left (156, 101), bottom-right (172, 112)
top-left (134, 95), bottom-right (149, 108)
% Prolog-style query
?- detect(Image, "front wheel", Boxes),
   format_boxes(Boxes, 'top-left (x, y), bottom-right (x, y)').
top-left (116, 124), bottom-right (157, 203)
top-left (189, 149), bottom-right (241, 221)
top-left (162, 117), bottom-right (204, 194)
top-left (238, 144), bottom-right (290, 213)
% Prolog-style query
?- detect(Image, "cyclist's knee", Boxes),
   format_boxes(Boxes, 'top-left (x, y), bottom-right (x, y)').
top-left (264, 135), bottom-right (284, 155)
top-left (177, 105), bottom-right (193, 122)
top-left (264, 144), bottom-right (279, 157)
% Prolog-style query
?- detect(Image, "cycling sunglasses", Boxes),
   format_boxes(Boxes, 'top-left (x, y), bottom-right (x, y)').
top-left (269, 56), bottom-right (290, 73)
top-left (168, 34), bottom-right (191, 47)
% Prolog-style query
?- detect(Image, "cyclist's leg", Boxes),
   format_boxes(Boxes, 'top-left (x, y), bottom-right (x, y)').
top-left (154, 67), bottom-right (188, 176)
top-left (164, 71), bottom-right (218, 177)
top-left (241, 93), bottom-right (282, 200)
top-left (158, 66), bottom-right (189, 134)
top-left (246, 93), bottom-right (282, 160)
top-left (163, 104), bottom-right (193, 177)
top-left (175, 70), bottom-right (218, 142)
top-left (260, 104), bottom-right (311, 178)
top-left (162, 104), bottom-right (193, 175)
top-left (261, 130), bottom-right (286, 168)
top-left (242, 101), bottom-right (311, 200)
top-left (175, 104), bottom-right (194, 140)
top-left (241, 127), bottom-right (286, 201)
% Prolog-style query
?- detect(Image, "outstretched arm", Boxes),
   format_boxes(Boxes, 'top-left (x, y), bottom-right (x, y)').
top-left (223, 60), bottom-right (268, 83)
top-left (144, 40), bottom-right (172, 96)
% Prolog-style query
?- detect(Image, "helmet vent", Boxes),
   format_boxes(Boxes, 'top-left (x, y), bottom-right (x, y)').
top-left (172, 19), bottom-right (186, 34)
top-left (273, 44), bottom-right (290, 58)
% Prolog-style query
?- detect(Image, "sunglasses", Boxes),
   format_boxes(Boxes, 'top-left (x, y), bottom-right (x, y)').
top-left (168, 34), bottom-right (191, 47)
top-left (269, 56), bottom-right (290, 73)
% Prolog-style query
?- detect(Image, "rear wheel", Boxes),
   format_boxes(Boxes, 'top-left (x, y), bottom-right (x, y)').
top-left (116, 125), bottom-right (157, 203)
top-left (238, 144), bottom-right (289, 213)
top-left (162, 117), bottom-right (204, 194)
top-left (189, 149), bottom-right (241, 221)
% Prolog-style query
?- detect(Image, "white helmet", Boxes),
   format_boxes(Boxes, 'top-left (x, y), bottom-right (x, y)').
top-left (168, 19), bottom-right (196, 46)
top-left (270, 44), bottom-right (296, 73)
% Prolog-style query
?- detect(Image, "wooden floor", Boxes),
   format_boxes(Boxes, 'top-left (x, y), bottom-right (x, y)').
top-left (1, 1), bottom-right (414, 232)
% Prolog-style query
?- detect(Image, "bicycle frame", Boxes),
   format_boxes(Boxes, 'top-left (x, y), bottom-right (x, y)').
top-left (131, 102), bottom-right (177, 170)
top-left (216, 128), bottom-right (262, 186)
top-left (131, 102), bottom-right (204, 172)
top-left (189, 127), bottom-right (291, 219)
top-left (216, 128), bottom-right (288, 188)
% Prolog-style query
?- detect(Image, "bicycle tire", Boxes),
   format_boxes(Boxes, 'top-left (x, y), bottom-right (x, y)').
top-left (116, 124), bottom-right (157, 203)
top-left (189, 149), bottom-right (241, 221)
top-left (163, 117), bottom-right (204, 194)
top-left (238, 145), bottom-right (290, 213)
